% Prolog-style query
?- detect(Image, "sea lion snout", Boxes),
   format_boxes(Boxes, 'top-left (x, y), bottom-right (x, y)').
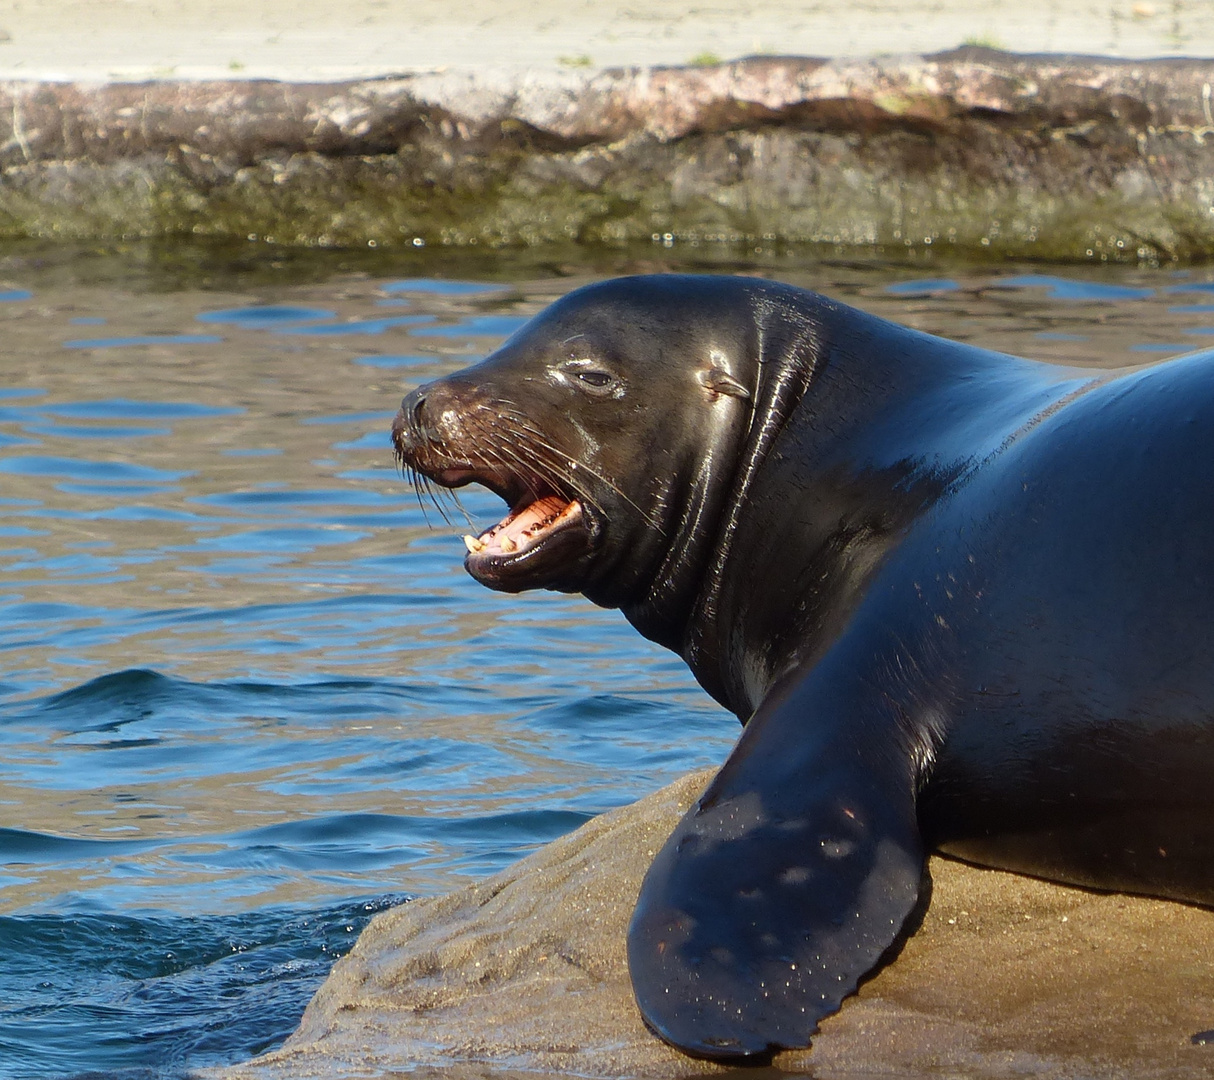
top-left (393, 367), bottom-right (604, 594)
top-left (393, 381), bottom-right (470, 455)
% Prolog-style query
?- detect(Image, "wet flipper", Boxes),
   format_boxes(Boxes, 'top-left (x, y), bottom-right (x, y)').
top-left (627, 672), bottom-right (926, 1060)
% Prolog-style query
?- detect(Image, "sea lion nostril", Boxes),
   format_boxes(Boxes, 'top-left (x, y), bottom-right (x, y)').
top-left (394, 389), bottom-right (429, 439)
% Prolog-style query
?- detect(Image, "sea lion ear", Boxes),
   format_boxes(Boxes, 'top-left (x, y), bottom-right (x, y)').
top-left (697, 366), bottom-right (752, 401)
top-left (627, 661), bottom-right (925, 1060)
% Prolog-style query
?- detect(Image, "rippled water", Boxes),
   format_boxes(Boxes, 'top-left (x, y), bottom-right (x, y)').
top-left (2, 241), bottom-right (1213, 1079)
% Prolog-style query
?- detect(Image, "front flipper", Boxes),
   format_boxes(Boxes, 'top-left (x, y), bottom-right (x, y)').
top-left (627, 673), bottom-right (926, 1060)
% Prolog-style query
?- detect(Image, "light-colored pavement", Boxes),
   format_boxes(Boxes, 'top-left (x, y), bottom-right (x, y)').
top-left (1, 0), bottom-right (1212, 83)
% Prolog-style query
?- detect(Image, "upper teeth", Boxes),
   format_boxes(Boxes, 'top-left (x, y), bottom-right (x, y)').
top-left (464, 533), bottom-right (520, 555)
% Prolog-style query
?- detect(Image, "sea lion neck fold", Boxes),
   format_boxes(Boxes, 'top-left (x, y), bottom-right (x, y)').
top-left (609, 277), bottom-right (826, 657)
top-left (677, 289), bottom-right (1076, 716)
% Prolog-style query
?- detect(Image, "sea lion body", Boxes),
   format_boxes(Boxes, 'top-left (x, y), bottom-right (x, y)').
top-left (392, 275), bottom-right (1214, 1060)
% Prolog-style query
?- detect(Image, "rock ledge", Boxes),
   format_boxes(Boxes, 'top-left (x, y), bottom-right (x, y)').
top-left (5, 50), bottom-right (1214, 259)
top-left (218, 767), bottom-right (1214, 1080)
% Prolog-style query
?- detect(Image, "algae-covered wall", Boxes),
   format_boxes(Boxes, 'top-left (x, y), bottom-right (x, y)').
top-left (3, 48), bottom-right (1213, 261)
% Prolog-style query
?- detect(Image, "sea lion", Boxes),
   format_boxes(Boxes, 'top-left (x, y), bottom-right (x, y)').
top-left (391, 274), bottom-right (1214, 1061)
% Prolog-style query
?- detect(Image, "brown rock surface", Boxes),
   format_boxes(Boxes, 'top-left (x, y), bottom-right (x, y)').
top-left (216, 768), bottom-right (1214, 1080)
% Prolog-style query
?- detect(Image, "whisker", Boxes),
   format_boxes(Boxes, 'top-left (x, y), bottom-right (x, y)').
top-left (399, 397), bottom-right (665, 539)
top-left (480, 423), bottom-right (592, 505)
top-left (479, 432), bottom-right (554, 504)
top-left (418, 469), bottom-right (455, 526)
top-left (431, 487), bottom-right (457, 527)
top-left (493, 407), bottom-right (664, 533)
top-left (494, 413), bottom-right (622, 501)
top-left (446, 487), bottom-right (476, 529)
top-left (407, 464), bottom-right (434, 528)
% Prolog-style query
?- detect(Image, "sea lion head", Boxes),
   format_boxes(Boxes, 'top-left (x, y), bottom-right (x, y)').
top-left (393, 275), bottom-right (790, 628)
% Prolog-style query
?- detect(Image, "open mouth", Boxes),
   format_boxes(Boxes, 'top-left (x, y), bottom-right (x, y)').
top-left (392, 401), bottom-right (597, 591)
top-left (423, 466), bottom-right (596, 591)
top-left (462, 494), bottom-right (585, 562)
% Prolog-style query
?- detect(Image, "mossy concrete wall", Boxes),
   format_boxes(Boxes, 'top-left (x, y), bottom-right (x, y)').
top-left (3, 48), bottom-right (1214, 261)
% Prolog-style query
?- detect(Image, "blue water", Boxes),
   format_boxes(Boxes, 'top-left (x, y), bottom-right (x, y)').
top-left (989, 273), bottom-right (1157, 301)
top-left (0, 896), bottom-right (400, 1078)
top-left (1, 248), bottom-right (1212, 1079)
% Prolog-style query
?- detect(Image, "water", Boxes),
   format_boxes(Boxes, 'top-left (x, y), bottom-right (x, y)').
top-left (1, 240), bottom-right (1212, 1079)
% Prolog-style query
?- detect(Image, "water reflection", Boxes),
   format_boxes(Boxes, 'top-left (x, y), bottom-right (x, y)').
top-left (990, 273), bottom-right (1156, 301)
top-left (883, 278), bottom-right (961, 296)
top-left (380, 279), bottom-right (506, 295)
top-left (197, 305), bottom-right (337, 328)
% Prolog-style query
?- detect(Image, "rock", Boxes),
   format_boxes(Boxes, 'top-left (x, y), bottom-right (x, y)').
top-left (0, 51), bottom-right (1212, 257)
top-left (217, 767), bottom-right (1214, 1080)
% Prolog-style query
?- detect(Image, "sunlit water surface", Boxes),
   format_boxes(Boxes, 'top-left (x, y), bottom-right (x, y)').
top-left (1, 242), bottom-right (1212, 1079)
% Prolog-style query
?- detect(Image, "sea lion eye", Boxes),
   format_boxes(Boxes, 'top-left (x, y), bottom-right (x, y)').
top-left (558, 359), bottom-right (621, 396)
top-left (575, 370), bottom-right (612, 387)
